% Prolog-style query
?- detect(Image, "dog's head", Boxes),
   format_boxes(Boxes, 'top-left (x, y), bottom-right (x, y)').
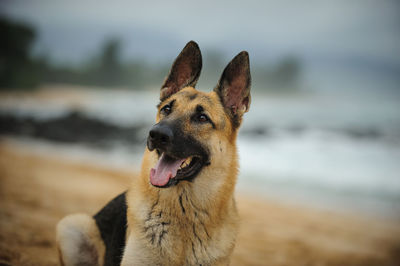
top-left (146, 41), bottom-right (251, 188)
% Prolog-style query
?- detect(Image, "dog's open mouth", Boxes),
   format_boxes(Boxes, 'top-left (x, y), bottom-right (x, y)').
top-left (150, 153), bottom-right (204, 188)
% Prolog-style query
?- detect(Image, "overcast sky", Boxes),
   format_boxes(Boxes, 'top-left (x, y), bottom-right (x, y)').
top-left (1, 0), bottom-right (400, 94)
top-left (2, 0), bottom-right (400, 66)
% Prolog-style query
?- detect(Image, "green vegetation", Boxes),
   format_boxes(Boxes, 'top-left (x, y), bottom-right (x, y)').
top-left (38, 39), bottom-right (169, 89)
top-left (0, 18), bottom-right (40, 89)
top-left (254, 56), bottom-right (301, 92)
top-left (0, 18), bottom-right (302, 92)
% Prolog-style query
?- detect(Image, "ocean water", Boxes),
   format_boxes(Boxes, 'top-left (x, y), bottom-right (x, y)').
top-left (236, 92), bottom-right (400, 215)
top-left (1, 89), bottom-right (399, 216)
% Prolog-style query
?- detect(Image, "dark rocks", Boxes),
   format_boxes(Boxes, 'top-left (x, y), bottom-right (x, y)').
top-left (0, 111), bottom-right (146, 147)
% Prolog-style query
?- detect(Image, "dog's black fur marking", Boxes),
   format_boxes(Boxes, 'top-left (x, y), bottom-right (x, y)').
top-left (147, 119), bottom-right (210, 188)
top-left (94, 192), bottom-right (127, 266)
top-left (188, 93), bottom-right (198, 100)
top-left (179, 193), bottom-right (186, 214)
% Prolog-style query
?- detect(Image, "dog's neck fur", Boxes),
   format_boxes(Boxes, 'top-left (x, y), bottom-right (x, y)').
top-left (125, 146), bottom-right (239, 265)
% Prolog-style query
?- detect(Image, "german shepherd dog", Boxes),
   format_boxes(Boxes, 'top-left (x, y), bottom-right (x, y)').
top-left (56, 41), bottom-right (251, 266)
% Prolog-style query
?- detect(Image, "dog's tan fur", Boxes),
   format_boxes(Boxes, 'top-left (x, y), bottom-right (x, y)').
top-left (122, 87), bottom-right (241, 266)
top-left (56, 41), bottom-right (251, 266)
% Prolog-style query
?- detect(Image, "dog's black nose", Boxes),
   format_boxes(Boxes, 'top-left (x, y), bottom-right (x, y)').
top-left (147, 123), bottom-right (174, 151)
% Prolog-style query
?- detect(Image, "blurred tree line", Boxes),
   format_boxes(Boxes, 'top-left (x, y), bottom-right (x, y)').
top-left (0, 18), bottom-right (301, 91)
top-left (40, 39), bottom-right (168, 88)
top-left (0, 17), bottom-right (40, 88)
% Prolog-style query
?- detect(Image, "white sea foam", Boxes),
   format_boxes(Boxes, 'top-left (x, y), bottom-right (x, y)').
top-left (1, 89), bottom-right (400, 215)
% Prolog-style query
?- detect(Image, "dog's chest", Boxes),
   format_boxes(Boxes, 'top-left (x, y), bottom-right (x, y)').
top-left (123, 189), bottom-right (238, 266)
top-left (140, 202), bottom-right (219, 265)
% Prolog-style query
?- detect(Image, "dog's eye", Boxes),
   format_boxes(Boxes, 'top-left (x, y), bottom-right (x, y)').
top-left (161, 105), bottom-right (172, 115)
top-left (198, 114), bottom-right (209, 123)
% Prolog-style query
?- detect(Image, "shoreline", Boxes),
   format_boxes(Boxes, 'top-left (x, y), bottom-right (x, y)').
top-left (0, 139), bottom-right (399, 265)
top-left (236, 180), bottom-right (400, 221)
top-left (4, 135), bottom-right (399, 219)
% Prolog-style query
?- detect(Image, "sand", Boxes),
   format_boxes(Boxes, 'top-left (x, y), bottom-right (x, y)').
top-left (0, 140), bottom-right (399, 266)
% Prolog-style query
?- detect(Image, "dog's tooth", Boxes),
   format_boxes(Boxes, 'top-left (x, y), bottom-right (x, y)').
top-left (179, 156), bottom-right (194, 170)
top-left (181, 161), bottom-right (188, 169)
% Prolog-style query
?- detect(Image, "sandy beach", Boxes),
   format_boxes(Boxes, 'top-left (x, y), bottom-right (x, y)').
top-left (0, 139), bottom-right (399, 266)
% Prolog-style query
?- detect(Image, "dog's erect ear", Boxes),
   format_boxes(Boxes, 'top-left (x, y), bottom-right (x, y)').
top-left (214, 51), bottom-right (251, 127)
top-left (160, 41), bottom-right (202, 101)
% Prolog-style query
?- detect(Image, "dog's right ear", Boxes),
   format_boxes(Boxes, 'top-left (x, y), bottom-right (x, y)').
top-left (160, 41), bottom-right (202, 101)
top-left (214, 51), bottom-right (251, 128)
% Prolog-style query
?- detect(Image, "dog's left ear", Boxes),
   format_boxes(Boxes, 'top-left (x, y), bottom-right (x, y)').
top-left (160, 41), bottom-right (202, 101)
top-left (214, 51), bottom-right (251, 127)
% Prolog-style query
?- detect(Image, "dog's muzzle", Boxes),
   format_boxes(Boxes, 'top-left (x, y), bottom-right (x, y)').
top-left (147, 123), bottom-right (174, 152)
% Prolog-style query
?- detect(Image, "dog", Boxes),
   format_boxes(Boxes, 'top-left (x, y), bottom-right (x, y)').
top-left (56, 41), bottom-right (251, 266)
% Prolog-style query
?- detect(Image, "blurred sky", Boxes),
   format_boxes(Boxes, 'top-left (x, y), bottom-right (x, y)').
top-left (1, 0), bottom-right (400, 92)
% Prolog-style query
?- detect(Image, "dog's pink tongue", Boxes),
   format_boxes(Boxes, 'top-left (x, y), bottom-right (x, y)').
top-left (150, 154), bottom-right (185, 187)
